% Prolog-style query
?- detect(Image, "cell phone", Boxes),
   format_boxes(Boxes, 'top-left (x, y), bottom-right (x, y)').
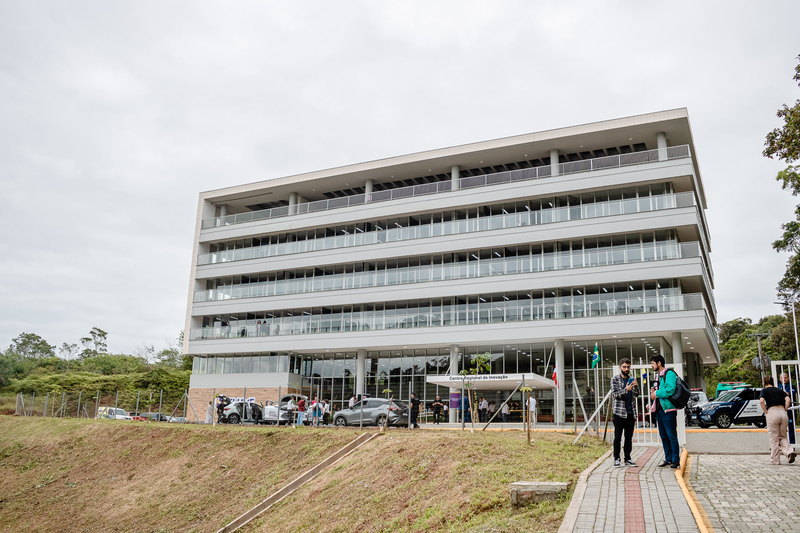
top-left (628, 377), bottom-right (635, 385)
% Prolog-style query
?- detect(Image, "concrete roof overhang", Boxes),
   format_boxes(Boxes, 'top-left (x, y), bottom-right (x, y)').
top-left (200, 108), bottom-right (706, 210)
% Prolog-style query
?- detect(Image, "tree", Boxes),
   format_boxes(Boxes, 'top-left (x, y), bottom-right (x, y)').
top-left (5, 333), bottom-right (56, 360)
top-left (79, 327), bottom-right (108, 358)
top-left (766, 54), bottom-right (800, 301)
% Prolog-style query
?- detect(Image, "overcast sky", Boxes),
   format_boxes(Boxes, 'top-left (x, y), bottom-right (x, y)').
top-left (1, 1), bottom-right (799, 356)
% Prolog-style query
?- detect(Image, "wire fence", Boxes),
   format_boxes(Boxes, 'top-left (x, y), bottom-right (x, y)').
top-left (12, 389), bottom-right (196, 423)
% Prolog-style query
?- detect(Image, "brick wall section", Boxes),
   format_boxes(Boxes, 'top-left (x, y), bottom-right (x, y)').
top-left (187, 387), bottom-right (300, 423)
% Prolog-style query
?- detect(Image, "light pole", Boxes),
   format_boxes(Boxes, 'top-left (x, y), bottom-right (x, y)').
top-left (774, 297), bottom-right (800, 360)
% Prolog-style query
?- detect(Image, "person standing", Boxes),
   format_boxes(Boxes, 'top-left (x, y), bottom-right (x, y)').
top-left (501, 401), bottom-right (509, 423)
top-left (527, 395), bottom-right (537, 425)
top-left (478, 397), bottom-right (488, 423)
top-left (286, 397), bottom-right (295, 426)
top-left (410, 392), bottom-right (421, 429)
top-left (296, 397), bottom-right (306, 426)
top-left (778, 373), bottom-right (797, 446)
top-left (322, 399), bottom-right (330, 425)
top-left (760, 376), bottom-right (797, 465)
top-left (349, 395), bottom-right (357, 409)
top-left (431, 395), bottom-right (445, 424)
top-left (649, 355), bottom-right (680, 468)
top-left (205, 401), bottom-right (214, 424)
top-left (488, 400), bottom-right (497, 423)
top-left (611, 358), bottom-right (640, 467)
top-left (310, 397), bottom-right (321, 427)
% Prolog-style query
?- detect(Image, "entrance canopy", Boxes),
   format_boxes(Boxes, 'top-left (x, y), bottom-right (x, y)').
top-left (426, 373), bottom-right (555, 391)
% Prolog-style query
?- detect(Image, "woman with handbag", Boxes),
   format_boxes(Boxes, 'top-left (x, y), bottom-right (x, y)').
top-left (760, 375), bottom-right (797, 465)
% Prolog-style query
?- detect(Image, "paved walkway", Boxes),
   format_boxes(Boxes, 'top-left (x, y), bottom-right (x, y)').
top-left (564, 429), bottom-right (800, 533)
top-left (570, 444), bottom-right (697, 532)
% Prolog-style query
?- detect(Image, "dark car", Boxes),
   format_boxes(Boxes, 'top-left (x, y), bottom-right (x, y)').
top-left (140, 411), bottom-right (170, 422)
top-left (686, 388), bottom-right (710, 426)
top-left (333, 398), bottom-right (409, 427)
top-left (696, 387), bottom-right (766, 429)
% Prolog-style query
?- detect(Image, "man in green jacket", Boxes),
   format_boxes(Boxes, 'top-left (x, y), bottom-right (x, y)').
top-left (649, 354), bottom-right (680, 468)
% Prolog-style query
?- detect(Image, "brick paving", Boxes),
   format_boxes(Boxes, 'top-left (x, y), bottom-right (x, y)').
top-left (685, 430), bottom-right (800, 533)
top-left (572, 445), bottom-right (698, 532)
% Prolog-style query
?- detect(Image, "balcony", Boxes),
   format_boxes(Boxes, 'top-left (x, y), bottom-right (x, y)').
top-left (198, 191), bottom-right (699, 266)
top-left (201, 145), bottom-right (692, 229)
top-left (195, 241), bottom-right (707, 304)
top-left (189, 292), bottom-right (708, 341)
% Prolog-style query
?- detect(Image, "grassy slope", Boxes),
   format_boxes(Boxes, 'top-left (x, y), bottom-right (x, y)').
top-left (0, 417), bottom-right (359, 533)
top-left (246, 430), bottom-right (607, 533)
top-left (0, 418), bottom-right (607, 533)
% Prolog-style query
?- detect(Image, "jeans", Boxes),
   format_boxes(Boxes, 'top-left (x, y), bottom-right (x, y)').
top-left (613, 414), bottom-right (635, 461)
top-left (655, 409), bottom-right (679, 464)
top-left (296, 411), bottom-right (305, 426)
top-left (433, 411), bottom-right (442, 424)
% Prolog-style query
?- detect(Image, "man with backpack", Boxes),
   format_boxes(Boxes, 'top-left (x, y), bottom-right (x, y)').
top-left (649, 354), bottom-right (681, 469)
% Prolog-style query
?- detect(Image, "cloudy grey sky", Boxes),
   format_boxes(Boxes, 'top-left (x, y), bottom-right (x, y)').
top-left (1, 1), bottom-right (799, 355)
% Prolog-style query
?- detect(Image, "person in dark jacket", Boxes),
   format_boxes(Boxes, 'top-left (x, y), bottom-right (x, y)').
top-left (611, 358), bottom-right (640, 467)
top-left (409, 393), bottom-right (420, 428)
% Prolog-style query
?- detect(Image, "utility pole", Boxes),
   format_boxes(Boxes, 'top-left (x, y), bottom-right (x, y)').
top-left (747, 332), bottom-right (770, 384)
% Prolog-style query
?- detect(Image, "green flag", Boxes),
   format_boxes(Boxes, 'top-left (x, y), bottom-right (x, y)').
top-left (591, 342), bottom-right (600, 369)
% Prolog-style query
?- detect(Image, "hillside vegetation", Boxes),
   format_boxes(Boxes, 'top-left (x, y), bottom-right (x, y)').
top-left (0, 417), bottom-right (606, 533)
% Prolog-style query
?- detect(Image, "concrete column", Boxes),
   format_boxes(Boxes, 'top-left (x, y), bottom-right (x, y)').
top-left (657, 132), bottom-right (668, 161)
top-left (217, 204), bottom-right (228, 227)
top-left (671, 332), bottom-right (684, 367)
top-left (550, 149), bottom-right (560, 177)
top-left (660, 338), bottom-right (667, 359)
top-left (555, 339), bottom-right (565, 426)
top-left (356, 349), bottom-right (366, 396)
top-left (365, 179), bottom-right (373, 203)
top-left (288, 192), bottom-right (298, 215)
top-left (451, 165), bottom-right (460, 191)
top-left (449, 345), bottom-right (459, 423)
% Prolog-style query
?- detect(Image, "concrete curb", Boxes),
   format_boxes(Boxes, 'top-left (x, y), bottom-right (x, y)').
top-left (675, 448), bottom-right (713, 533)
top-left (557, 448), bottom-right (613, 533)
top-left (217, 431), bottom-right (380, 533)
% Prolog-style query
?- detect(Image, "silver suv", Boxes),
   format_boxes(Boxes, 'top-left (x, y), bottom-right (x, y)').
top-left (333, 398), bottom-right (408, 427)
top-left (96, 407), bottom-right (132, 420)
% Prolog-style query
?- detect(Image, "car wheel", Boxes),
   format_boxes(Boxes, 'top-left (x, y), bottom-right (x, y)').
top-left (754, 420), bottom-right (766, 428)
top-left (714, 412), bottom-right (732, 429)
top-left (228, 414), bottom-right (241, 424)
top-left (334, 417), bottom-right (346, 427)
top-left (376, 414), bottom-right (387, 427)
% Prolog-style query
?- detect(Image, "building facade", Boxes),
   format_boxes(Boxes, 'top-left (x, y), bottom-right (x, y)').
top-left (184, 109), bottom-right (718, 423)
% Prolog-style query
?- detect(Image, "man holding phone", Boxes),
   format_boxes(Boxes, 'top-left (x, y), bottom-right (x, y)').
top-left (611, 358), bottom-right (640, 467)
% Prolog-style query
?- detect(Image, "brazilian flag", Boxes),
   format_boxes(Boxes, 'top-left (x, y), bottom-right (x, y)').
top-left (591, 342), bottom-right (600, 369)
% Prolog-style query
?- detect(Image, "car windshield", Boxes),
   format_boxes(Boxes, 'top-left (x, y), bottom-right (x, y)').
top-left (114, 409), bottom-right (128, 416)
top-left (715, 390), bottom-right (741, 402)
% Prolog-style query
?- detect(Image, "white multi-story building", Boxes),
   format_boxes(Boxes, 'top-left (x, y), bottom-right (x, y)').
top-left (184, 108), bottom-right (717, 423)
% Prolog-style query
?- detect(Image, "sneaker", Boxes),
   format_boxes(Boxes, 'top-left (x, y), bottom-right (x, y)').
top-left (624, 460), bottom-right (637, 467)
top-left (614, 459), bottom-right (621, 467)
top-left (789, 452), bottom-right (797, 464)
top-left (657, 460), bottom-right (671, 468)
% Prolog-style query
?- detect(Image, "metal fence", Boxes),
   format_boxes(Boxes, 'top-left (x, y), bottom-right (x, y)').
top-left (12, 389), bottom-right (194, 423)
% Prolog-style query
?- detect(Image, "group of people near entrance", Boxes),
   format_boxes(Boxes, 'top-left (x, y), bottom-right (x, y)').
top-left (613, 355), bottom-right (798, 468)
top-left (285, 396), bottom-right (331, 426)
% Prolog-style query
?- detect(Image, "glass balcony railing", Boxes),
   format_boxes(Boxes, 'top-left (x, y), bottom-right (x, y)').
top-left (189, 292), bottom-right (706, 341)
top-left (194, 242), bottom-right (703, 303)
top-left (201, 145), bottom-right (692, 229)
top-left (198, 191), bottom-right (697, 266)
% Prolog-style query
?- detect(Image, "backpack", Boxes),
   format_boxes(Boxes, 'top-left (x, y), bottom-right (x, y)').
top-left (667, 369), bottom-right (691, 409)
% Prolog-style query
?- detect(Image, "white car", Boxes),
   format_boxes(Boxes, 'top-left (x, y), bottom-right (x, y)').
top-left (96, 406), bottom-right (133, 420)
